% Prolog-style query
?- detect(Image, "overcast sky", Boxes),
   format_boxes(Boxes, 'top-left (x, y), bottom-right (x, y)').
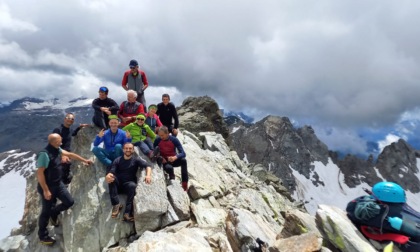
top-left (1, 1), bottom-right (420, 155)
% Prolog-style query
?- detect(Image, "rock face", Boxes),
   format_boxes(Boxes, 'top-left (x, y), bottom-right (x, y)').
top-left (376, 139), bottom-right (420, 192)
top-left (229, 114), bottom-right (420, 196)
top-left (230, 116), bottom-right (329, 190)
top-left (177, 96), bottom-right (230, 140)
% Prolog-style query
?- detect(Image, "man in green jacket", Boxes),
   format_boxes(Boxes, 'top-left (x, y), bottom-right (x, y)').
top-left (123, 114), bottom-right (157, 160)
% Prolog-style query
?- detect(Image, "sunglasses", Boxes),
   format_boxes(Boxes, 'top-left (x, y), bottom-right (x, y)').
top-left (136, 118), bottom-right (145, 121)
top-left (130, 66), bottom-right (137, 69)
top-left (65, 117), bottom-right (75, 121)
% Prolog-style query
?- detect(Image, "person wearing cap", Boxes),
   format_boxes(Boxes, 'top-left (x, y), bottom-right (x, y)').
top-left (145, 104), bottom-right (162, 133)
top-left (123, 114), bottom-right (157, 160)
top-left (118, 89), bottom-right (145, 127)
top-left (92, 115), bottom-right (132, 168)
top-left (92, 86), bottom-right (119, 129)
top-left (121, 59), bottom-right (149, 111)
top-left (156, 94), bottom-right (179, 136)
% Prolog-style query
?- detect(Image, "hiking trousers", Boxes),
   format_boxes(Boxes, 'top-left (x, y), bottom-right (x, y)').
top-left (92, 144), bottom-right (123, 167)
top-left (134, 139), bottom-right (153, 156)
top-left (37, 183), bottom-right (74, 239)
top-left (163, 158), bottom-right (188, 182)
top-left (108, 177), bottom-right (137, 215)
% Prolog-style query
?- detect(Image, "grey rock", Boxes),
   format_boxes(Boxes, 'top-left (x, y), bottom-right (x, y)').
top-left (167, 182), bottom-right (191, 220)
top-left (316, 204), bottom-right (376, 252)
top-left (190, 199), bottom-right (227, 228)
top-left (269, 232), bottom-right (322, 252)
top-left (177, 96), bottom-right (230, 140)
top-left (225, 208), bottom-right (277, 252)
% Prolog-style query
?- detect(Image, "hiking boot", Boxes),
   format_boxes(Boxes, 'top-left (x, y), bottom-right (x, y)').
top-left (111, 203), bottom-right (123, 218)
top-left (49, 215), bottom-right (60, 227)
top-left (150, 147), bottom-right (160, 162)
top-left (40, 236), bottom-right (56, 246)
top-left (123, 213), bottom-right (134, 222)
top-left (156, 157), bottom-right (163, 167)
top-left (182, 181), bottom-right (188, 191)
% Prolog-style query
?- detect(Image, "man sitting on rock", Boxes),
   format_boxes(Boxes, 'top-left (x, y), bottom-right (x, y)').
top-left (123, 114), bottom-right (158, 161)
top-left (92, 86), bottom-right (119, 129)
top-left (105, 142), bottom-right (152, 222)
top-left (153, 126), bottom-right (188, 191)
top-left (92, 115), bottom-right (131, 169)
top-left (37, 133), bottom-right (92, 246)
top-left (156, 94), bottom-right (179, 136)
top-left (118, 89), bottom-right (145, 127)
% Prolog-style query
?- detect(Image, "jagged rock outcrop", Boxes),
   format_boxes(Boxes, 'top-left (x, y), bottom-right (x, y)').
top-left (376, 139), bottom-right (420, 192)
top-left (329, 152), bottom-right (380, 188)
top-left (230, 116), bottom-right (329, 190)
top-left (177, 96), bottom-right (230, 140)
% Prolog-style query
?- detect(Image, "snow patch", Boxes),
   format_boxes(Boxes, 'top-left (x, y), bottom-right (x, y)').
top-left (243, 153), bottom-right (249, 164)
top-left (231, 126), bottom-right (241, 134)
top-left (0, 170), bottom-right (26, 240)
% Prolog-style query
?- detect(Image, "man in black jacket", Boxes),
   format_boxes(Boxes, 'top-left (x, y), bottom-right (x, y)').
top-left (156, 94), bottom-right (179, 136)
top-left (37, 134), bottom-right (92, 246)
top-left (105, 142), bottom-right (152, 222)
top-left (52, 113), bottom-right (89, 184)
top-left (92, 86), bottom-right (119, 129)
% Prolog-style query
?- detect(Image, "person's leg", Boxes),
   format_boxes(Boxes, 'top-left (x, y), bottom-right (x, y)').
top-left (37, 185), bottom-right (55, 239)
top-left (137, 141), bottom-right (152, 155)
top-left (50, 183), bottom-right (74, 220)
top-left (92, 147), bottom-right (112, 166)
top-left (137, 93), bottom-right (147, 113)
top-left (144, 138), bottom-right (153, 151)
top-left (92, 111), bottom-right (107, 129)
top-left (172, 158), bottom-right (188, 183)
top-left (61, 162), bottom-right (73, 185)
top-left (108, 177), bottom-right (120, 206)
top-left (163, 163), bottom-right (175, 179)
top-left (122, 181), bottom-right (137, 216)
top-left (114, 144), bottom-right (123, 158)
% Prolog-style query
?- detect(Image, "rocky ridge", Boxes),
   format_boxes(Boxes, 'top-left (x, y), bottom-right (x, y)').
top-left (2, 127), bottom-right (386, 251)
top-left (229, 114), bottom-right (420, 195)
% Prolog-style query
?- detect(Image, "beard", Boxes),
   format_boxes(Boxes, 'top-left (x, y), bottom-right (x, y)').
top-left (124, 152), bottom-right (133, 158)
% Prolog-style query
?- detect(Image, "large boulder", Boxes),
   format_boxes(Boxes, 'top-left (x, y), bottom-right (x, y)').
top-left (316, 204), bottom-right (376, 252)
top-left (177, 96), bottom-right (229, 140)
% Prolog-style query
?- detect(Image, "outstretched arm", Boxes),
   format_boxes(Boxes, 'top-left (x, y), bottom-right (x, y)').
top-left (62, 149), bottom-right (92, 165)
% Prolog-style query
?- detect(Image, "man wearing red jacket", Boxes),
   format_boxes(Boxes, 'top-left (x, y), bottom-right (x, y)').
top-left (121, 59), bottom-right (149, 111)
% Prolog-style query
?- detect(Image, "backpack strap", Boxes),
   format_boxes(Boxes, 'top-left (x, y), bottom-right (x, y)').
top-left (360, 225), bottom-right (410, 244)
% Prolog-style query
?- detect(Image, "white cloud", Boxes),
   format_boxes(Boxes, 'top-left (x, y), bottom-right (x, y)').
top-left (378, 134), bottom-right (401, 153)
top-left (0, 3), bottom-right (38, 32)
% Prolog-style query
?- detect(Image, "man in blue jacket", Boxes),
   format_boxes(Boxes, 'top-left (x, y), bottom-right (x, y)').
top-left (92, 115), bottom-right (131, 168)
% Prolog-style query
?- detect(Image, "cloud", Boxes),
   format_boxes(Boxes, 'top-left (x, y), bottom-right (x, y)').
top-left (378, 134), bottom-right (401, 153)
top-left (1, 0), bottom-right (420, 148)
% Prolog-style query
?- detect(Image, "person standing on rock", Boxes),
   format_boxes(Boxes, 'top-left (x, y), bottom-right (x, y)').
top-left (121, 59), bottom-right (149, 111)
top-left (92, 86), bottom-right (119, 129)
top-left (105, 142), bottom-right (152, 222)
top-left (156, 94), bottom-right (179, 136)
top-left (52, 113), bottom-right (90, 185)
top-left (118, 89), bottom-right (145, 127)
top-left (92, 115), bottom-right (132, 169)
top-left (153, 126), bottom-right (188, 191)
top-left (37, 133), bottom-right (93, 246)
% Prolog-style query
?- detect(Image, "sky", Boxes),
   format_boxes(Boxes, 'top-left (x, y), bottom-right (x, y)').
top-left (1, 0), bottom-right (420, 156)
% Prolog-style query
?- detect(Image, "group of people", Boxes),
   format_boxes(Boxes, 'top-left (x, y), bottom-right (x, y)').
top-left (36, 60), bottom-right (188, 246)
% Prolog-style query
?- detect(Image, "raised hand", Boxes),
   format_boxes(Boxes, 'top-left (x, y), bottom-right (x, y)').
top-left (98, 129), bottom-right (105, 138)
